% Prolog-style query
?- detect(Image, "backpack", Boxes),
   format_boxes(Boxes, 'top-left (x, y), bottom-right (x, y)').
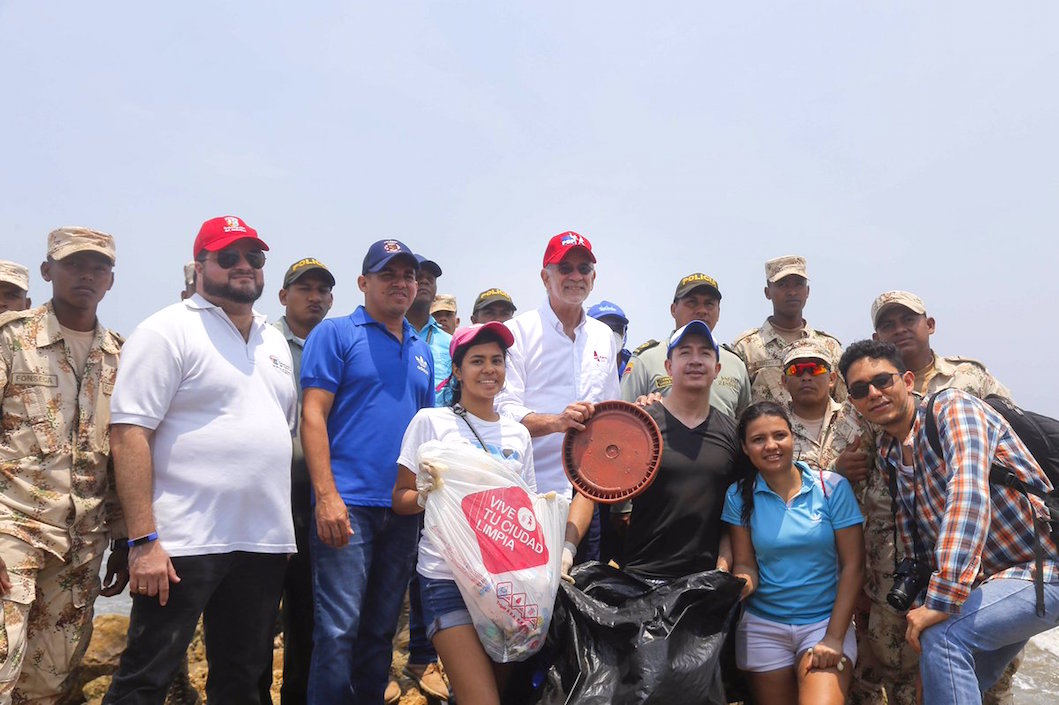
top-left (924, 392), bottom-right (1059, 615)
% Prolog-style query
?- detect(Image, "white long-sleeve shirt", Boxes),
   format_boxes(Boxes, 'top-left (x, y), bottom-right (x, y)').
top-left (495, 299), bottom-right (621, 495)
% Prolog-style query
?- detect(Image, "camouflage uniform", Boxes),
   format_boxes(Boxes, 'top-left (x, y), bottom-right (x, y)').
top-left (620, 338), bottom-right (751, 419)
top-left (731, 319), bottom-right (845, 405)
top-left (0, 302), bottom-right (124, 704)
top-left (852, 357), bottom-right (1015, 705)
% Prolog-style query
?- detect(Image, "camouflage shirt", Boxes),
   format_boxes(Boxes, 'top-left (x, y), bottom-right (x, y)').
top-left (0, 302), bottom-right (125, 563)
top-left (620, 338), bottom-right (751, 419)
top-left (731, 318), bottom-right (845, 404)
top-left (790, 398), bottom-right (872, 484)
top-left (917, 352), bottom-right (1012, 400)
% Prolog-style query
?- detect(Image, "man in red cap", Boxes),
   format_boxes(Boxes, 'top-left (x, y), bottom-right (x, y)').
top-left (495, 231), bottom-right (620, 562)
top-left (105, 216), bottom-right (297, 705)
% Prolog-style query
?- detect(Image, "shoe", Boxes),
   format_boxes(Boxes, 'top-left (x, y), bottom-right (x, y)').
top-left (403, 662), bottom-right (450, 700)
top-left (385, 679), bottom-right (402, 704)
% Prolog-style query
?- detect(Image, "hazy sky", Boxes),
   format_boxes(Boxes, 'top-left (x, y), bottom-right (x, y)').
top-left (3, 3), bottom-right (1057, 411)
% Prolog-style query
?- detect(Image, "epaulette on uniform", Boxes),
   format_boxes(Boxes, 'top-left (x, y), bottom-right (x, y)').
top-left (632, 339), bottom-right (660, 356)
top-left (0, 308), bottom-right (34, 330)
top-left (720, 342), bottom-right (738, 356)
top-left (941, 355), bottom-right (988, 370)
top-left (812, 328), bottom-right (842, 345)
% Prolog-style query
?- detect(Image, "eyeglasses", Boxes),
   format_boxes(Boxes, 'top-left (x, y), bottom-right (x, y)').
top-left (784, 362), bottom-right (830, 377)
top-left (209, 249), bottom-right (266, 269)
top-left (554, 262), bottom-right (594, 276)
top-left (848, 372), bottom-right (899, 400)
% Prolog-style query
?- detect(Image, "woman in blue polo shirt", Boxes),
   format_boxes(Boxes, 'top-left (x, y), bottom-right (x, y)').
top-left (722, 401), bottom-right (864, 705)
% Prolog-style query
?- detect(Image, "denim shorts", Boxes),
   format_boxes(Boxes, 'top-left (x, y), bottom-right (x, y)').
top-left (418, 575), bottom-right (473, 641)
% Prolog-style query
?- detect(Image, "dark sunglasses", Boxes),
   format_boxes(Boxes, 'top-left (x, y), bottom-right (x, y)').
top-left (784, 361), bottom-right (829, 377)
top-left (210, 249), bottom-right (266, 269)
top-left (848, 372), bottom-right (899, 400)
top-left (555, 262), bottom-right (594, 276)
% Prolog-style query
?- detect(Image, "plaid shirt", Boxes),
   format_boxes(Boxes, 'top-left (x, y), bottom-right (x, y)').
top-left (878, 388), bottom-right (1058, 613)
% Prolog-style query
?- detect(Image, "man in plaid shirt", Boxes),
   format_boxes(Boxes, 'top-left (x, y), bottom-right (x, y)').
top-left (838, 339), bottom-right (1059, 705)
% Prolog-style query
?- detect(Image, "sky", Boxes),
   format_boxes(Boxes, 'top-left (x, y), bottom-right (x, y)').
top-left (2, 3), bottom-right (1058, 412)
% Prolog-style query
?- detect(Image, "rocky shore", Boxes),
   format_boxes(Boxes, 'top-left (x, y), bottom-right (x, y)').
top-left (68, 614), bottom-right (431, 705)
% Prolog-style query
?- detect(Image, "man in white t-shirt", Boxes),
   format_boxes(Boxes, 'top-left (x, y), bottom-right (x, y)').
top-left (104, 216), bottom-right (297, 705)
top-left (495, 231), bottom-right (620, 561)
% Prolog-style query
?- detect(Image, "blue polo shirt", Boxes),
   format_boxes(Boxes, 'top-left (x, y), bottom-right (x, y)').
top-left (415, 317), bottom-right (452, 406)
top-left (301, 306), bottom-right (435, 507)
top-left (722, 462), bottom-right (863, 624)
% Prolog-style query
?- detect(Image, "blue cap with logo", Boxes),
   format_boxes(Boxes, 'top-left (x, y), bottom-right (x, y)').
top-left (666, 320), bottom-right (719, 357)
top-left (362, 239), bottom-right (418, 275)
top-left (415, 254), bottom-right (443, 277)
top-left (588, 300), bottom-right (629, 325)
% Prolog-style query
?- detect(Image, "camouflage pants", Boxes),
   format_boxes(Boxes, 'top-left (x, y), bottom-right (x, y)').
top-left (0, 535), bottom-right (102, 705)
top-left (848, 598), bottom-right (1021, 705)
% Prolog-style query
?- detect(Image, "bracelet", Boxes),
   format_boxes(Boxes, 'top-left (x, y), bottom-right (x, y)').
top-left (127, 532), bottom-right (159, 548)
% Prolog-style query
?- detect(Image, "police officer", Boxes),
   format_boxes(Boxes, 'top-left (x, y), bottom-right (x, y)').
top-left (731, 255), bottom-right (844, 404)
top-left (621, 273), bottom-right (750, 419)
top-left (0, 228), bottom-right (126, 704)
top-left (469, 288), bottom-right (516, 324)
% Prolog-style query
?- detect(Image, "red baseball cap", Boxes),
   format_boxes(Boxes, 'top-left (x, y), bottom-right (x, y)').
top-left (449, 322), bottom-right (515, 359)
top-left (542, 231), bottom-right (595, 268)
top-left (193, 216), bottom-right (270, 258)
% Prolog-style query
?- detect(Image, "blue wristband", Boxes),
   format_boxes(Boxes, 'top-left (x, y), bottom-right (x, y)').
top-left (127, 532), bottom-right (158, 548)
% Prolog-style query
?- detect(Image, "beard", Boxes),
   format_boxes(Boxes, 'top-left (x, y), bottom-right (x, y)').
top-left (202, 274), bottom-right (263, 304)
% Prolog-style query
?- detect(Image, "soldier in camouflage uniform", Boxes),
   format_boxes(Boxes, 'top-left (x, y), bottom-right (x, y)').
top-left (731, 255), bottom-right (844, 405)
top-left (850, 290), bottom-right (1017, 705)
top-left (621, 273), bottom-right (751, 419)
top-left (0, 228), bottom-right (127, 704)
top-left (781, 338), bottom-right (889, 703)
top-left (0, 264), bottom-right (31, 315)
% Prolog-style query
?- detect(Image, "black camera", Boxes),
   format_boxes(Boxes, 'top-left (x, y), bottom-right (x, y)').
top-left (887, 557), bottom-right (932, 611)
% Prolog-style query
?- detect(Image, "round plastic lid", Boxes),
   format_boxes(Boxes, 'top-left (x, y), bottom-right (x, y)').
top-left (562, 400), bottom-right (663, 504)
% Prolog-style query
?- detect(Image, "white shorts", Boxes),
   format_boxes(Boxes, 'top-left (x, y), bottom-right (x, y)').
top-left (735, 609), bottom-right (858, 672)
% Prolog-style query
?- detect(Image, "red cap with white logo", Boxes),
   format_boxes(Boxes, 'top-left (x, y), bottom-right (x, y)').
top-left (542, 231), bottom-right (595, 268)
top-left (193, 216), bottom-right (270, 258)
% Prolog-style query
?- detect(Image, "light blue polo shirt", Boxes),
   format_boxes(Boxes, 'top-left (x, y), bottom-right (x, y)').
top-left (415, 317), bottom-right (452, 406)
top-left (722, 462), bottom-right (863, 624)
top-left (301, 306), bottom-right (435, 507)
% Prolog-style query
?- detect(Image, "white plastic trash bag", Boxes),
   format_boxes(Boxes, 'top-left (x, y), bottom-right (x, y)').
top-left (418, 439), bottom-right (570, 662)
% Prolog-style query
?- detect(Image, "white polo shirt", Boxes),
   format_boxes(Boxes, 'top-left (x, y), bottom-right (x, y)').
top-left (110, 294), bottom-right (297, 557)
top-left (496, 299), bottom-right (621, 496)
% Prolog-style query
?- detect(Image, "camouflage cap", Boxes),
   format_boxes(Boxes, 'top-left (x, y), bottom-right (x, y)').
top-left (48, 227), bottom-right (116, 264)
top-left (674, 272), bottom-right (722, 301)
top-left (0, 260), bottom-right (30, 291)
top-left (430, 294), bottom-right (457, 315)
top-left (782, 338), bottom-right (834, 368)
top-left (765, 255), bottom-right (807, 283)
top-left (871, 290), bottom-right (927, 328)
top-left (473, 288), bottom-right (516, 313)
top-left (183, 261), bottom-right (196, 287)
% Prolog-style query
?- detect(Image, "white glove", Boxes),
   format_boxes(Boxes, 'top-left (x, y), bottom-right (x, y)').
top-left (416, 461), bottom-right (446, 508)
top-left (561, 541), bottom-right (576, 584)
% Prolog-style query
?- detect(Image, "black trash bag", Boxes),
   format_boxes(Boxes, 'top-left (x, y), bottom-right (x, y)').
top-left (507, 562), bottom-right (744, 705)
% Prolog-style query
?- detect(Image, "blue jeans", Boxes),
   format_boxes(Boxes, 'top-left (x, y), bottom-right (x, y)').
top-left (418, 576), bottom-right (473, 641)
top-left (920, 577), bottom-right (1059, 704)
top-left (307, 506), bottom-right (418, 705)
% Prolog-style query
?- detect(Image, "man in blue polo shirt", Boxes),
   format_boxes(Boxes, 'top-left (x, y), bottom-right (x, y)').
top-left (300, 239), bottom-right (434, 705)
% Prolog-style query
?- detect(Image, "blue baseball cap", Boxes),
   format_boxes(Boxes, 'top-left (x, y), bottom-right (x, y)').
top-left (415, 254), bottom-right (442, 277)
top-left (666, 320), bottom-right (719, 357)
top-left (588, 300), bottom-right (628, 325)
top-left (362, 239), bottom-right (418, 275)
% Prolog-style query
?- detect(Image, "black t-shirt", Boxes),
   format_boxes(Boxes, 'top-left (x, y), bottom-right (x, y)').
top-left (623, 402), bottom-right (742, 580)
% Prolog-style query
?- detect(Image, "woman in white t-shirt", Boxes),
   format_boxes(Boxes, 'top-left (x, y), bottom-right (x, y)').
top-left (392, 322), bottom-right (536, 705)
